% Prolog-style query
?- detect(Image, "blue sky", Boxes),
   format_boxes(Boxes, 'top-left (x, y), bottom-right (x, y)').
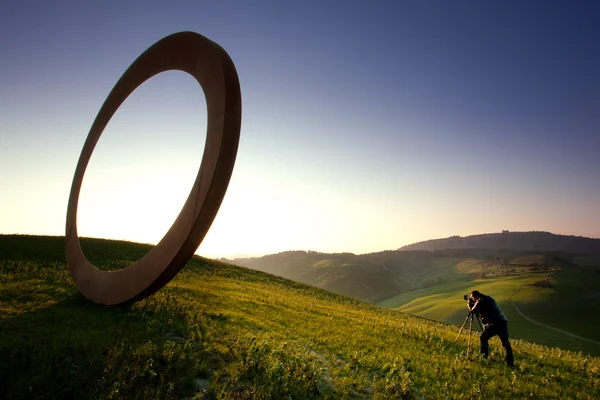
top-left (1, 1), bottom-right (598, 257)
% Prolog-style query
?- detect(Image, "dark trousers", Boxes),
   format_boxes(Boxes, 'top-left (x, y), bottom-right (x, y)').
top-left (480, 321), bottom-right (514, 366)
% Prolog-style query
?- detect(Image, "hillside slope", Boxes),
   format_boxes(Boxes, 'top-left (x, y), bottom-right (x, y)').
top-left (1, 235), bottom-right (599, 399)
top-left (233, 250), bottom-right (447, 303)
top-left (399, 231), bottom-right (600, 253)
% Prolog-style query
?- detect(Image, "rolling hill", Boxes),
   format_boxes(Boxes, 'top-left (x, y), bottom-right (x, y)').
top-left (232, 250), bottom-right (447, 303)
top-left (1, 235), bottom-right (599, 399)
top-left (398, 231), bottom-right (600, 253)
top-left (232, 244), bottom-right (596, 304)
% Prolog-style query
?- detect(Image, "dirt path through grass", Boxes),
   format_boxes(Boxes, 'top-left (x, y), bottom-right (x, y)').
top-left (509, 285), bottom-right (600, 346)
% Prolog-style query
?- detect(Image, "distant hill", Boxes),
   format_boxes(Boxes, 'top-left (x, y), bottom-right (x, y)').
top-left (398, 231), bottom-right (600, 253)
top-left (233, 248), bottom-right (580, 304)
top-left (233, 232), bottom-right (600, 304)
top-left (234, 250), bottom-right (444, 303)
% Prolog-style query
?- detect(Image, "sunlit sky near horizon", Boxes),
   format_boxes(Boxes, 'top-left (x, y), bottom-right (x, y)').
top-left (1, 1), bottom-right (599, 258)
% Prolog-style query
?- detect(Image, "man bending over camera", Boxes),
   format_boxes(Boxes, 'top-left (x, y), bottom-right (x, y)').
top-left (468, 290), bottom-right (514, 367)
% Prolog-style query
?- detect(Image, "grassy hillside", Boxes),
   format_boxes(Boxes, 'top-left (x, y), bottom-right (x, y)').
top-left (233, 248), bottom-right (570, 304)
top-left (1, 235), bottom-right (599, 399)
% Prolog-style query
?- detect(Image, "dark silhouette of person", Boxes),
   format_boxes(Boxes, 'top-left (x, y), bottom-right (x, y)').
top-left (468, 290), bottom-right (514, 367)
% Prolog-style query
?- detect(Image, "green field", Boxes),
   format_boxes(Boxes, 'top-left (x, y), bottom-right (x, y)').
top-left (378, 269), bottom-right (600, 356)
top-left (1, 235), bottom-right (599, 399)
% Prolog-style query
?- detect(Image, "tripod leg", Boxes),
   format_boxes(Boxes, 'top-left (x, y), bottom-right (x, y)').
top-left (467, 314), bottom-right (473, 357)
top-left (454, 314), bottom-right (471, 343)
top-left (475, 315), bottom-right (483, 331)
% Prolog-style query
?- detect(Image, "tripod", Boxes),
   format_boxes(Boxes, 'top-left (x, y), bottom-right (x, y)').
top-left (453, 312), bottom-right (483, 357)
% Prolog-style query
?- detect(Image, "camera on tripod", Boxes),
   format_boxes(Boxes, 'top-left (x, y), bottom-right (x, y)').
top-left (454, 294), bottom-right (483, 355)
top-left (463, 294), bottom-right (475, 308)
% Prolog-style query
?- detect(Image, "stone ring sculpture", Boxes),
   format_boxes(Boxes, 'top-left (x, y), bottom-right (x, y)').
top-left (65, 32), bottom-right (241, 305)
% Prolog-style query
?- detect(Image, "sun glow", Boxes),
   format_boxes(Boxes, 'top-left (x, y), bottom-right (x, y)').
top-left (77, 71), bottom-right (207, 248)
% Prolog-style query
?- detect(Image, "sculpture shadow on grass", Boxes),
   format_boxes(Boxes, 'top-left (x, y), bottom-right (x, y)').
top-left (0, 294), bottom-right (212, 399)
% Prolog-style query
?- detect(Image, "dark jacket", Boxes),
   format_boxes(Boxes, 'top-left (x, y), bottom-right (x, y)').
top-left (470, 295), bottom-right (507, 326)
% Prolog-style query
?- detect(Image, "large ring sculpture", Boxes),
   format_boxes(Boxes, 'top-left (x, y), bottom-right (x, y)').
top-left (65, 32), bottom-right (241, 306)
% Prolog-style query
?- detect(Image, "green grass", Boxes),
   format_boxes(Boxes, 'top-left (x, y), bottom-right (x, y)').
top-left (377, 272), bottom-right (600, 357)
top-left (512, 266), bottom-right (600, 341)
top-left (1, 235), bottom-right (600, 399)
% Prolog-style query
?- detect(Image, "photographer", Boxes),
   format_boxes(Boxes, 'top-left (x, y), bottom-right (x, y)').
top-left (467, 290), bottom-right (514, 367)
